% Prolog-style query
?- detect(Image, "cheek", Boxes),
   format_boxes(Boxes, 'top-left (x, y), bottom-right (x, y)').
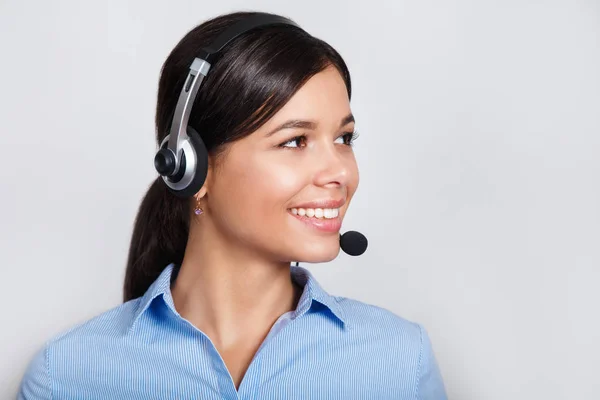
top-left (212, 159), bottom-right (304, 229)
top-left (242, 162), bottom-right (302, 207)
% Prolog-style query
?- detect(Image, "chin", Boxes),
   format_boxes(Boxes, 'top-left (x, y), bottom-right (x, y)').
top-left (293, 240), bottom-right (341, 264)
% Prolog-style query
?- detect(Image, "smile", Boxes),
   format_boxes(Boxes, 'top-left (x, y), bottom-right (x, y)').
top-left (287, 207), bottom-right (342, 233)
top-left (290, 207), bottom-right (340, 219)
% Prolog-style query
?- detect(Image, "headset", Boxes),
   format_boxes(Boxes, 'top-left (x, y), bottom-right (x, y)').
top-left (153, 13), bottom-right (301, 198)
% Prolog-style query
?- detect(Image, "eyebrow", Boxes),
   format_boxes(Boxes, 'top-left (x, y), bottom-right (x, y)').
top-left (265, 113), bottom-right (355, 138)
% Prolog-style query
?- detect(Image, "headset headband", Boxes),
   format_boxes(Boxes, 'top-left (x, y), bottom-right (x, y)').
top-left (154, 13), bottom-right (300, 194)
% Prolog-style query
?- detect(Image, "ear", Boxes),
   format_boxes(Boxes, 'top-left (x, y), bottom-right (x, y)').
top-left (194, 185), bottom-right (207, 201)
top-left (194, 155), bottom-right (214, 201)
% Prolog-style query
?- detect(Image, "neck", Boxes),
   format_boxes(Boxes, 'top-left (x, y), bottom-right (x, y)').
top-left (171, 218), bottom-right (302, 349)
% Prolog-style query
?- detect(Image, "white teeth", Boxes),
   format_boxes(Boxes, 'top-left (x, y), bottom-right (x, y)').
top-left (290, 208), bottom-right (340, 219)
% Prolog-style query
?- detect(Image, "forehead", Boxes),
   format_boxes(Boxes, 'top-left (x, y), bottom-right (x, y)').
top-left (263, 66), bottom-right (351, 129)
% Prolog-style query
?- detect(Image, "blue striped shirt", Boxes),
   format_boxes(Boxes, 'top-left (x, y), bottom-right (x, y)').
top-left (18, 263), bottom-right (447, 399)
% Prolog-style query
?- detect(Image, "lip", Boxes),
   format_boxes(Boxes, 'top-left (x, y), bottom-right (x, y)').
top-left (289, 199), bottom-right (346, 209)
top-left (288, 211), bottom-right (343, 233)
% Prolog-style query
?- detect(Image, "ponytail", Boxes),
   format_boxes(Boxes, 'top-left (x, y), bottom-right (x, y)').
top-left (123, 178), bottom-right (190, 301)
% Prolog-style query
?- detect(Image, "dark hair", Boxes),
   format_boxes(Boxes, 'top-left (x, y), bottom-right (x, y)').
top-left (123, 11), bottom-right (352, 302)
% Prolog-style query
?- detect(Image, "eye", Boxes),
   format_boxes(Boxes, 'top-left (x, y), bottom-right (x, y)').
top-left (279, 135), bottom-right (307, 149)
top-left (335, 130), bottom-right (360, 146)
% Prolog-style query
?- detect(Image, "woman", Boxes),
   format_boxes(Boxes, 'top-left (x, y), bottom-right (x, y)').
top-left (18, 11), bottom-right (447, 399)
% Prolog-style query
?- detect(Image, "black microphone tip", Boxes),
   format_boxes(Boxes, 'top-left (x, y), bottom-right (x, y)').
top-left (340, 231), bottom-right (368, 256)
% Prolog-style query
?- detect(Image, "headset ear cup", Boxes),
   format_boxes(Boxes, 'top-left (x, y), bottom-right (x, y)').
top-left (170, 127), bottom-right (209, 198)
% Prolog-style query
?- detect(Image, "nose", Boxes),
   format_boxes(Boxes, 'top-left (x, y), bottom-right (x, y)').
top-left (312, 143), bottom-right (353, 188)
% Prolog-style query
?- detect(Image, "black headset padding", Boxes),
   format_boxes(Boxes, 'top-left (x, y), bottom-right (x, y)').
top-left (168, 126), bottom-right (209, 198)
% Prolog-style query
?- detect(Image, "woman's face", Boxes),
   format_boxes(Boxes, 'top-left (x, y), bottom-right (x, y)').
top-left (202, 66), bottom-right (359, 263)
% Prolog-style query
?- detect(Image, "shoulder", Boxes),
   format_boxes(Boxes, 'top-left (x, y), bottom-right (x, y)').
top-left (52, 298), bottom-right (142, 343)
top-left (335, 295), bottom-right (422, 338)
top-left (333, 296), bottom-right (448, 398)
top-left (18, 299), bottom-right (143, 398)
top-left (333, 295), bottom-right (425, 365)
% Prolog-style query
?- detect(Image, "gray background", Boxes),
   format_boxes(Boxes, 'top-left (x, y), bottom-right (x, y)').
top-left (1, 0), bottom-right (599, 399)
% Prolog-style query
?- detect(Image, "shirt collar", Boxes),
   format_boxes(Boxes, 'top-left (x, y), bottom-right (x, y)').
top-left (289, 265), bottom-right (346, 327)
top-left (130, 263), bottom-right (346, 333)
